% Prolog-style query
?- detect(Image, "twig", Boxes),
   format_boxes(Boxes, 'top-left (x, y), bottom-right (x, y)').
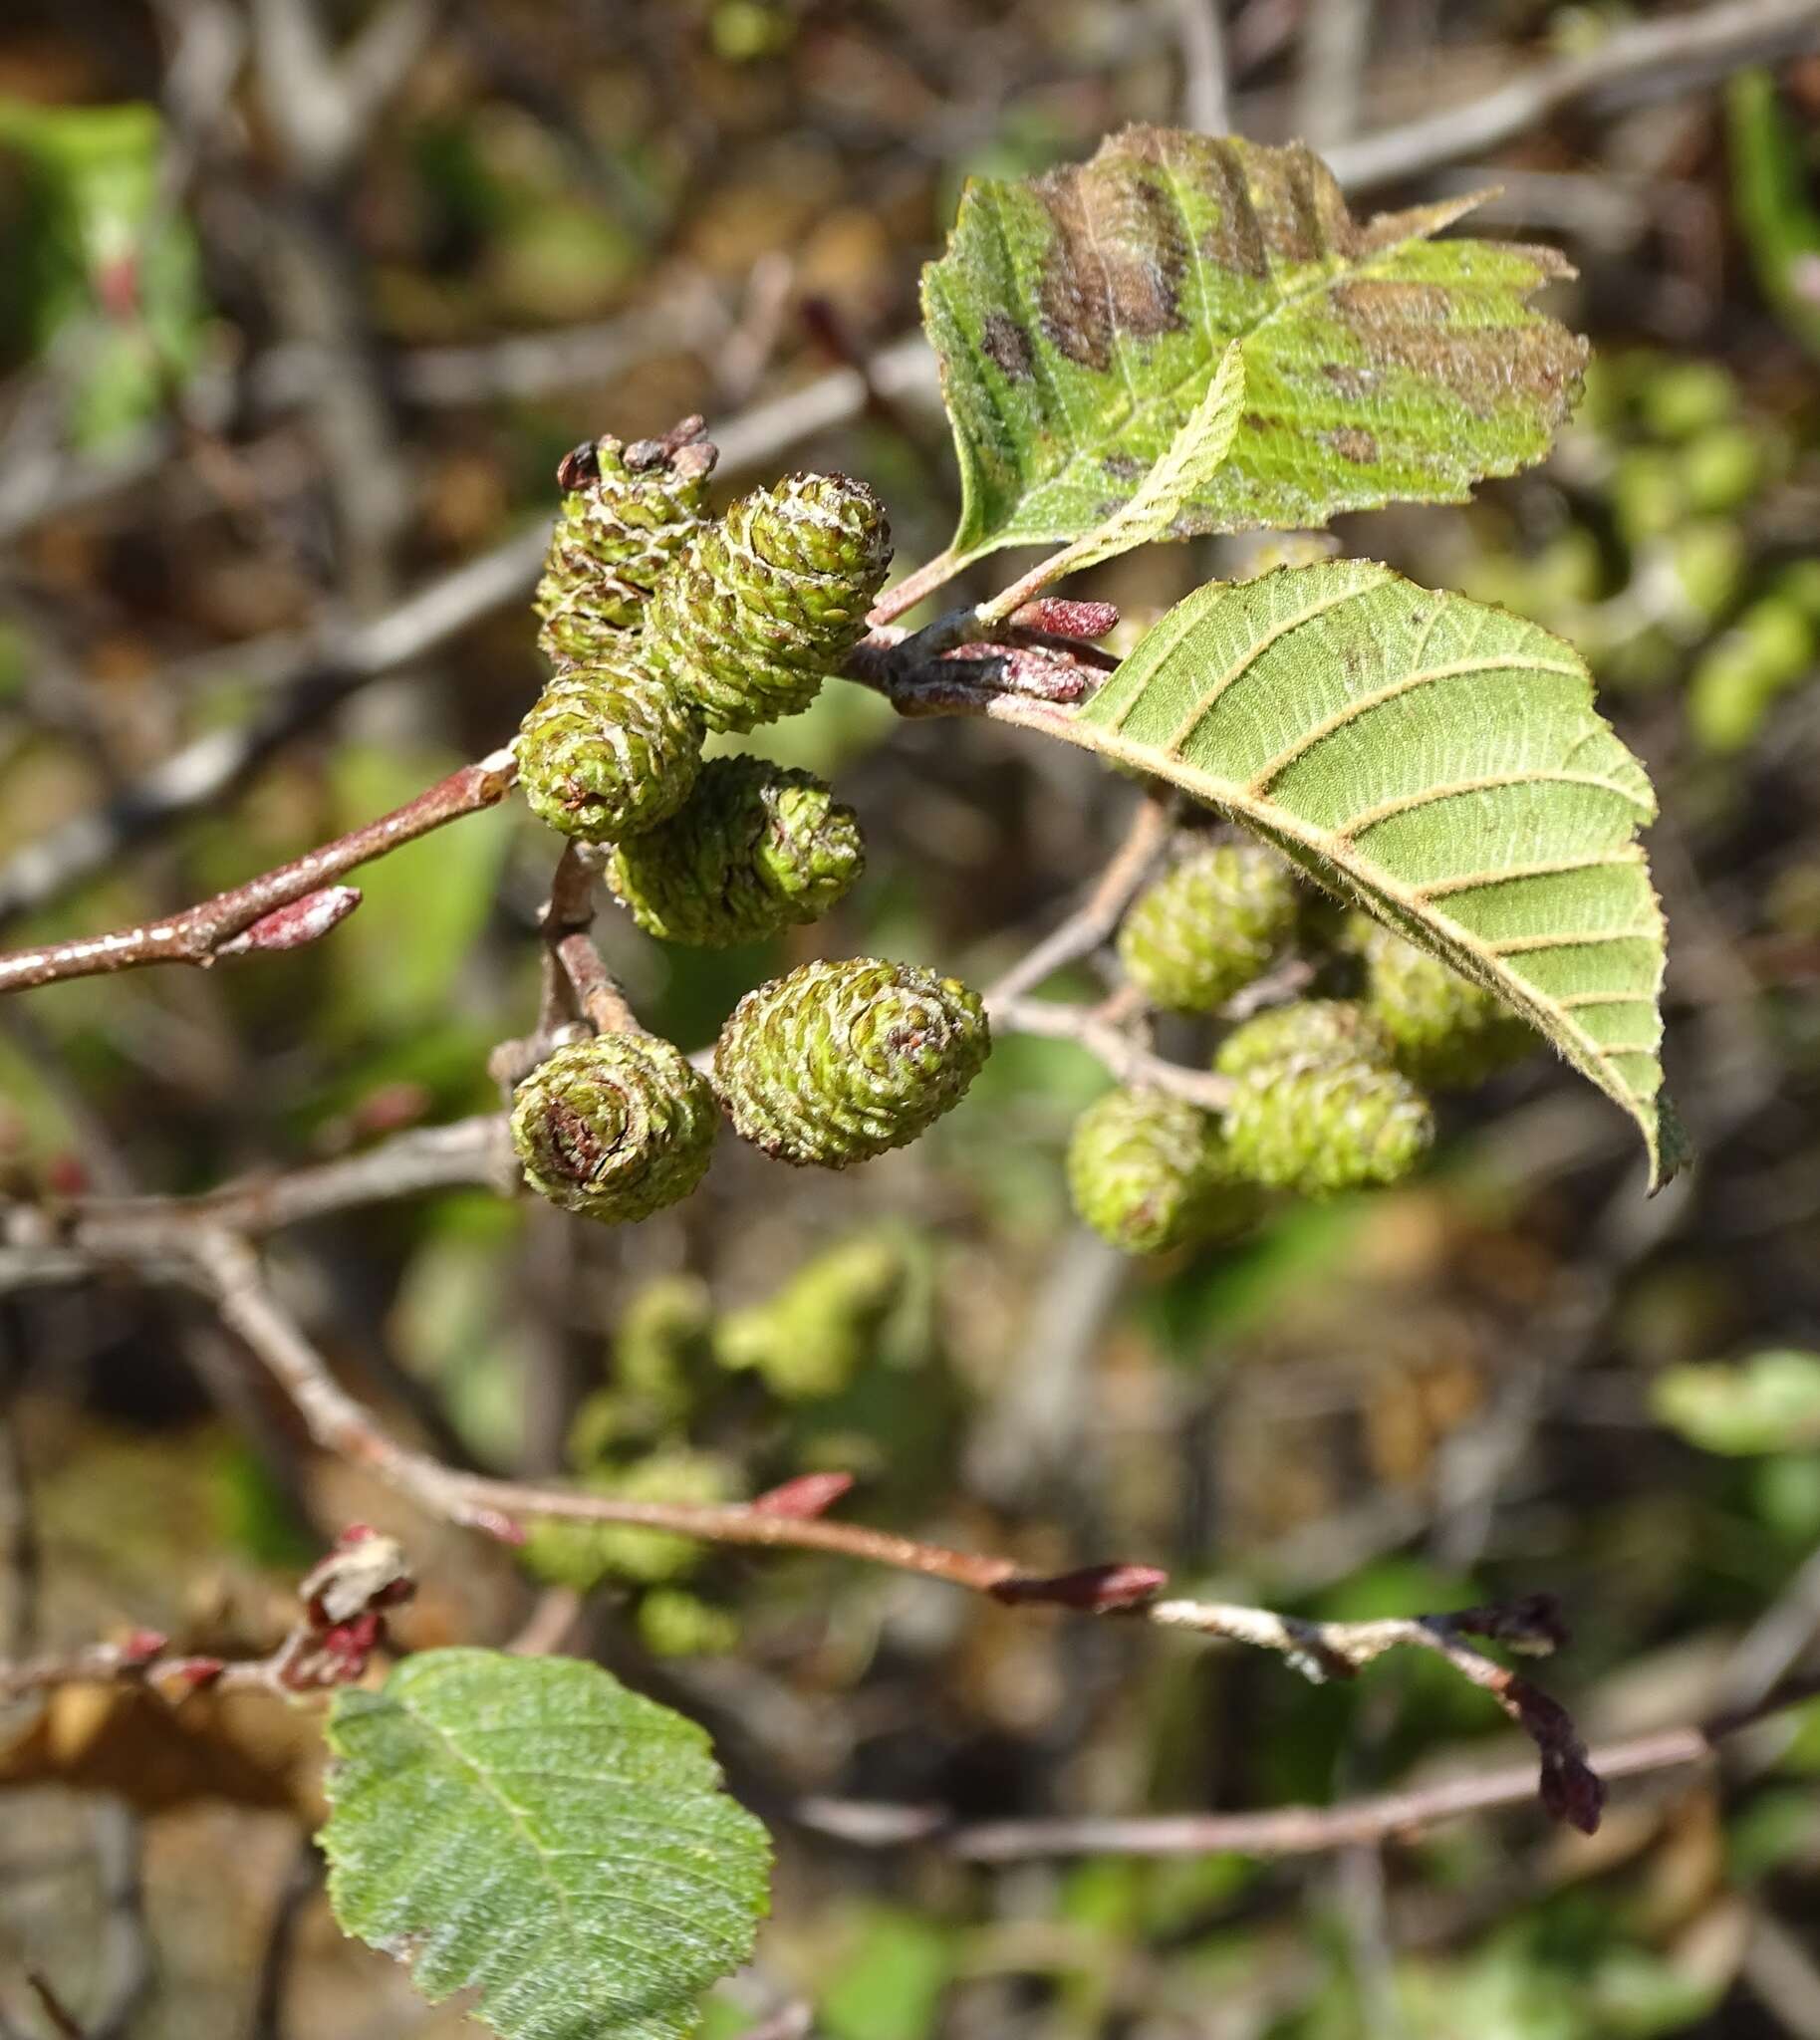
top-left (0, 542), bottom-right (542, 933)
top-left (1294, 0), bottom-right (1370, 151)
top-left (0, 1228), bottom-right (1604, 1825)
top-left (543, 845), bottom-right (646, 1039)
top-left (247, 1836), bottom-right (322, 2040)
top-left (985, 793), bottom-right (1173, 1005)
top-left (0, 1528), bottom-right (413, 1702)
top-left (1323, 0), bottom-right (1820, 193)
top-left (989, 993), bottom-right (1234, 1113)
top-left (84, 1805), bottom-right (150, 2040)
top-left (0, 1116), bottom-right (511, 1264)
top-left (1173, 0), bottom-right (1231, 134)
top-left (799, 1673), bottom-right (1820, 1862)
top-left (0, 749), bottom-right (516, 994)
top-left (0, 336), bottom-right (942, 933)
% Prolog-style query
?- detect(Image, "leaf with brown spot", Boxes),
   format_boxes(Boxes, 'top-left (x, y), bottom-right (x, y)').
top-left (921, 128), bottom-right (1587, 571)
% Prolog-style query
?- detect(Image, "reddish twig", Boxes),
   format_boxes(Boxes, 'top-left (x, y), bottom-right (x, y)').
top-left (0, 749), bottom-right (518, 995)
top-left (85, 1231), bottom-right (1596, 1826)
top-left (0, 1528), bottom-right (413, 1703)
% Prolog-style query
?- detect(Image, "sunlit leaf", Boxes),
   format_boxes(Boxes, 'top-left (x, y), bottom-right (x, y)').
top-left (1066, 560), bottom-right (1682, 1183)
top-left (1653, 1350), bottom-right (1820, 1456)
top-left (922, 128), bottom-right (1586, 569)
top-left (323, 1650), bottom-right (770, 2040)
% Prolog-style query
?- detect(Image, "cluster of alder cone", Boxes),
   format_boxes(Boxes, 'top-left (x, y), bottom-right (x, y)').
top-left (506, 419), bottom-right (1539, 1253)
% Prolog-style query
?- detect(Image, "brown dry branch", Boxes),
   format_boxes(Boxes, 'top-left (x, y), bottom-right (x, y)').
top-left (0, 750), bottom-right (518, 994)
top-left (989, 994), bottom-right (1236, 1114)
top-left (984, 791), bottom-right (1174, 1007)
top-left (800, 1673), bottom-right (1820, 1863)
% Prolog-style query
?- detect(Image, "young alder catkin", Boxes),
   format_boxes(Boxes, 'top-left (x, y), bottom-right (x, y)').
top-left (535, 422), bottom-right (716, 666)
top-left (515, 659), bottom-right (703, 843)
top-left (644, 473), bottom-right (891, 733)
top-left (1215, 999), bottom-right (1433, 1196)
top-left (1067, 1086), bottom-right (1259, 1255)
top-left (1117, 842), bottom-right (1300, 1013)
top-left (605, 755), bottom-right (865, 946)
top-left (714, 1234), bottom-right (907, 1400)
top-left (1350, 918), bottom-right (1535, 1089)
top-left (713, 957), bottom-right (989, 1165)
top-left (511, 1035), bottom-right (717, 1222)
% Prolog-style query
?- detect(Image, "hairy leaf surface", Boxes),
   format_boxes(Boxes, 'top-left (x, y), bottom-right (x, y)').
top-left (923, 128), bottom-right (1587, 568)
top-left (323, 1649), bottom-right (770, 2040)
top-left (1073, 561), bottom-right (1683, 1182)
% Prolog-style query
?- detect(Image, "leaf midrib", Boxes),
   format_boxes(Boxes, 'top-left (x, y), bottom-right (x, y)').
top-left (1036, 707), bottom-right (1660, 1122)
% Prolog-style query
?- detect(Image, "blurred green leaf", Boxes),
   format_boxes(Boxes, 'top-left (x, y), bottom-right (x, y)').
top-left (1728, 69), bottom-right (1820, 361)
top-left (0, 98), bottom-right (208, 443)
top-left (326, 747), bottom-right (516, 1042)
top-left (1653, 1350), bottom-right (1820, 1455)
top-left (819, 1909), bottom-right (953, 2040)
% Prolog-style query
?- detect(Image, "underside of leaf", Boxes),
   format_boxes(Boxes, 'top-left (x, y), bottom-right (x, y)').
top-left (1070, 560), bottom-right (1684, 1185)
top-left (322, 1650), bottom-right (771, 2040)
top-left (923, 128), bottom-right (1589, 567)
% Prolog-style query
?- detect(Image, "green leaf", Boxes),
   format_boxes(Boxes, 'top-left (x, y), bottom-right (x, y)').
top-left (322, 1650), bottom-right (771, 2040)
top-left (977, 343), bottom-right (1245, 610)
top-left (1653, 1351), bottom-right (1820, 1456)
top-left (1070, 559), bottom-right (1682, 1183)
top-left (1728, 71), bottom-right (1820, 362)
top-left (922, 128), bottom-right (1587, 570)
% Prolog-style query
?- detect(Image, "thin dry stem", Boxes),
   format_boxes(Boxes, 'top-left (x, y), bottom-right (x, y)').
top-left (0, 749), bottom-right (518, 994)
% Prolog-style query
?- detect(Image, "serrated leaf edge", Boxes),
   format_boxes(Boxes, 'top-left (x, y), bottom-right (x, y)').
top-left (1067, 562), bottom-right (1681, 1184)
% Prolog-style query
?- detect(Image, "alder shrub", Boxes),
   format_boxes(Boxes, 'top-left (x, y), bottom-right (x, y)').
top-left (3, 131), bottom-right (1684, 2040)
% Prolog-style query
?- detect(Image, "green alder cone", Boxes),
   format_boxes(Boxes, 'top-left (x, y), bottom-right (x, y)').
top-left (1351, 917), bottom-right (1535, 1089)
top-left (1066, 1086), bottom-right (1259, 1255)
top-left (605, 755), bottom-right (866, 946)
top-left (534, 424), bottom-right (716, 666)
top-left (1117, 842), bottom-right (1300, 1013)
top-left (515, 659), bottom-right (703, 843)
top-left (1214, 998), bottom-right (1393, 1079)
top-left (1216, 999), bottom-right (1432, 1197)
top-left (645, 472), bottom-right (892, 733)
top-left (511, 1035), bottom-right (717, 1222)
top-left (713, 957), bottom-right (989, 1165)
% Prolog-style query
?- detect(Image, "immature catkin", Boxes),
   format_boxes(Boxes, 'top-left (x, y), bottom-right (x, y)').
top-left (1351, 918), bottom-right (1534, 1089)
top-left (714, 1234), bottom-right (907, 1400)
top-left (1066, 1086), bottom-right (1259, 1255)
top-left (644, 473), bottom-right (891, 733)
top-left (713, 957), bottom-right (988, 1165)
top-left (606, 756), bottom-right (866, 946)
top-left (515, 659), bottom-right (703, 843)
top-left (1215, 999), bottom-right (1432, 1196)
top-left (535, 422), bottom-right (716, 666)
top-left (511, 1035), bottom-right (717, 1222)
top-left (1117, 842), bottom-right (1300, 1013)
top-left (1214, 998), bottom-right (1393, 1077)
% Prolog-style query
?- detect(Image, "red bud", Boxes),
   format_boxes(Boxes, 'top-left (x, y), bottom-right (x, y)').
top-left (990, 1563), bottom-right (1168, 1613)
top-left (1008, 598), bottom-right (1121, 641)
top-left (219, 887), bottom-right (363, 958)
top-left (752, 1472), bottom-right (856, 1519)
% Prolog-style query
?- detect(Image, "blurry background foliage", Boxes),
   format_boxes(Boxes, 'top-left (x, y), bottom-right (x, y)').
top-left (3, 3), bottom-right (1820, 2038)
